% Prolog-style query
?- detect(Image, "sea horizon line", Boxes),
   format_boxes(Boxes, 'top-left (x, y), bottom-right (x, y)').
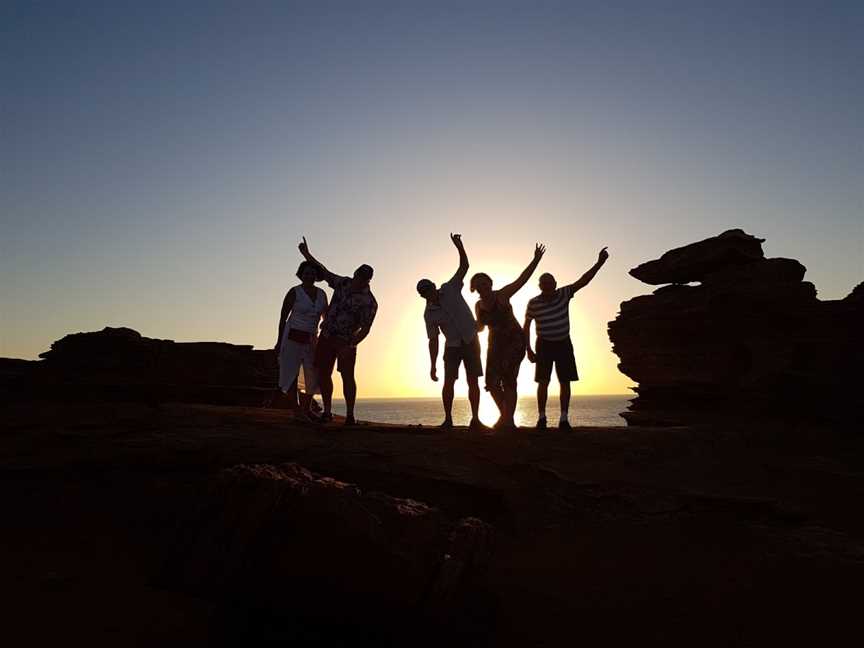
top-left (332, 393), bottom-right (633, 401)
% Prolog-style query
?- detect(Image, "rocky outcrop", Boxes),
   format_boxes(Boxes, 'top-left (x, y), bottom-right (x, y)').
top-left (38, 326), bottom-right (275, 387)
top-left (3, 326), bottom-right (281, 406)
top-left (609, 230), bottom-right (863, 426)
top-left (163, 463), bottom-right (493, 630)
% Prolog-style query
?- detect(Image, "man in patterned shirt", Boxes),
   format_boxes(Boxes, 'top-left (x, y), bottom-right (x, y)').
top-left (523, 247), bottom-right (609, 429)
top-left (299, 237), bottom-right (378, 425)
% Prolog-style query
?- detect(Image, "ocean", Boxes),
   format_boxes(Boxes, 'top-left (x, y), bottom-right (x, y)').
top-left (332, 394), bottom-right (631, 427)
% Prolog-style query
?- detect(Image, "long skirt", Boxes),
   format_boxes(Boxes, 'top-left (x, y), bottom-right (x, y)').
top-left (278, 337), bottom-right (319, 394)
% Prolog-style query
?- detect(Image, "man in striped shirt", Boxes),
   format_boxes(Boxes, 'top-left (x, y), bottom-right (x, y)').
top-left (523, 247), bottom-right (609, 429)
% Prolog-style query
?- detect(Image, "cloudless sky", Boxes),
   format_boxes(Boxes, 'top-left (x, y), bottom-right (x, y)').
top-left (2, 1), bottom-right (862, 397)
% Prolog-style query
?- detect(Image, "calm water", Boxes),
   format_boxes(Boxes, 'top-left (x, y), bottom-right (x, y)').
top-left (332, 395), bottom-right (631, 427)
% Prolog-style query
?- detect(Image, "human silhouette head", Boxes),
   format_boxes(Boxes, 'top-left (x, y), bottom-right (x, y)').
top-left (539, 272), bottom-right (557, 295)
top-left (470, 272), bottom-right (493, 298)
top-left (296, 261), bottom-right (324, 284)
top-left (416, 278), bottom-right (437, 302)
top-left (352, 264), bottom-right (374, 289)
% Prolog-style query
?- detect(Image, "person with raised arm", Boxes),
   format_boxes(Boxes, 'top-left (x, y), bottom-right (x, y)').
top-left (524, 247), bottom-right (609, 429)
top-left (298, 237), bottom-right (378, 426)
top-left (416, 234), bottom-right (487, 431)
top-left (471, 243), bottom-right (546, 429)
top-left (274, 261), bottom-right (328, 420)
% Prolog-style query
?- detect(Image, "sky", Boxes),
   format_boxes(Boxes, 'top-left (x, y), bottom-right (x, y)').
top-left (2, 1), bottom-right (862, 398)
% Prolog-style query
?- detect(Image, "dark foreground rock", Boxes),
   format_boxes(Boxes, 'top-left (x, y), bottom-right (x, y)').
top-left (609, 230), bottom-right (863, 426)
top-left (4, 401), bottom-right (864, 646)
top-left (163, 462), bottom-right (493, 636)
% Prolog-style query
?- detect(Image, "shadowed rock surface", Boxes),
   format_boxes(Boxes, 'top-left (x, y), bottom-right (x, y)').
top-left (163, 462), bottom-right (492, 631)
top-left (3, 401), bottom-right (863, 646)
top-left (609, 230), bottom-right (863, 425)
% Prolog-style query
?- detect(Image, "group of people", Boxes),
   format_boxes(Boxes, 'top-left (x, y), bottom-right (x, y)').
top-left (275, 234), bottom-right (608, 430)
top-left (275, 237), bottom-right (377, 425)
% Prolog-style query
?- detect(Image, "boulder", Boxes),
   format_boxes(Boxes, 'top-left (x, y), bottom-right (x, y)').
top-left (702, 257), bottom-right (806, 288)
top-left (629, 229), bottom-right (765, 285)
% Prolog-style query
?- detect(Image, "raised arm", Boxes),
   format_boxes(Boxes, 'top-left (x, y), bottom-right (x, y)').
top-left (298, 236), bottom-right (339, 285)
top-left (568, 247), bottom-right (609, 293)
top-left (274, 288), bottom-right (296, 353)
top-left (449, 233), bottom-right (470, 284)
top-left (500, 243), bottom-right (546, 300)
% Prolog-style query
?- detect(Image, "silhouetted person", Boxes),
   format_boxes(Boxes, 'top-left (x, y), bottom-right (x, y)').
top-left (275, 261), bottom-right (328, 421)
top-left (472, 243), bottom-right (546, 429)
top-left (299, 237), bottom-right (377, 425)
top-left (417, 234), bottom-right (486, 431)
top-left (524, 247), bottom-right (609, 429)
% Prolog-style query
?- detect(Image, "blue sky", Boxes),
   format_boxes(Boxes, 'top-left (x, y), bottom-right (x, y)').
top-left (2, 1), bottom-right (862, 395)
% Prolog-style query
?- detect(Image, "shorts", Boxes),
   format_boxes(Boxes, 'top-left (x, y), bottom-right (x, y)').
top-left (535, 337), bottom-right (579, 384)
top-left (313, 334), bottom-right (357, 376)
top-left (443, 338), bottom-right (483, 381)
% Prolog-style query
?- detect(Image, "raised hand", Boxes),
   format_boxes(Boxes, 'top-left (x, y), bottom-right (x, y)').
top-left (534, 243), bottom-right (546, 262)
top-left (298, 236), bottom-right (309, 257)
top-left (598, 246), bottom-right (609, 263)
top-left (450, 232), bottom-right (464, 249)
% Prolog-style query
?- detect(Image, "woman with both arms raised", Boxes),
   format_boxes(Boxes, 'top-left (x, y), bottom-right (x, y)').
top-left (471, 243), bottom-right (546, 429)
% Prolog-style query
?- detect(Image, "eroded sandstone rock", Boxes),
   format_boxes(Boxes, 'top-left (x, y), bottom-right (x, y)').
top-left (609, 231), bottom-right (863, 426)
top-left (629, 229), bottom-right (766, 285)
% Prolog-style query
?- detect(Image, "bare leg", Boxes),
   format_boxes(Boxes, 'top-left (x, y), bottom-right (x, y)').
top-left (442, 376), bottom-right (456, 423)
top-left (299, 391), bottom-right (312, 414)
top-left (559, 381), bottom-right (571, 422)
top-left (504, 381), bottom-right (518, 426)
top-left (342, 369), bottom-right (357, 418)
top-left (467, 375), bottom-right (481, 422)
top-left (487, 383), bottom-right (506, 424)
top-left (319, 371), bottom-right (334, 415)
top-left (537, 381), bottom-right (549, 419)
top-left (286, 378), bottom-right (300, 409)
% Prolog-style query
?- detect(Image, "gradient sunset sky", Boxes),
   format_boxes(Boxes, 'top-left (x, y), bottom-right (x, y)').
top-left (3, 1), bottom-right (862, 397)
